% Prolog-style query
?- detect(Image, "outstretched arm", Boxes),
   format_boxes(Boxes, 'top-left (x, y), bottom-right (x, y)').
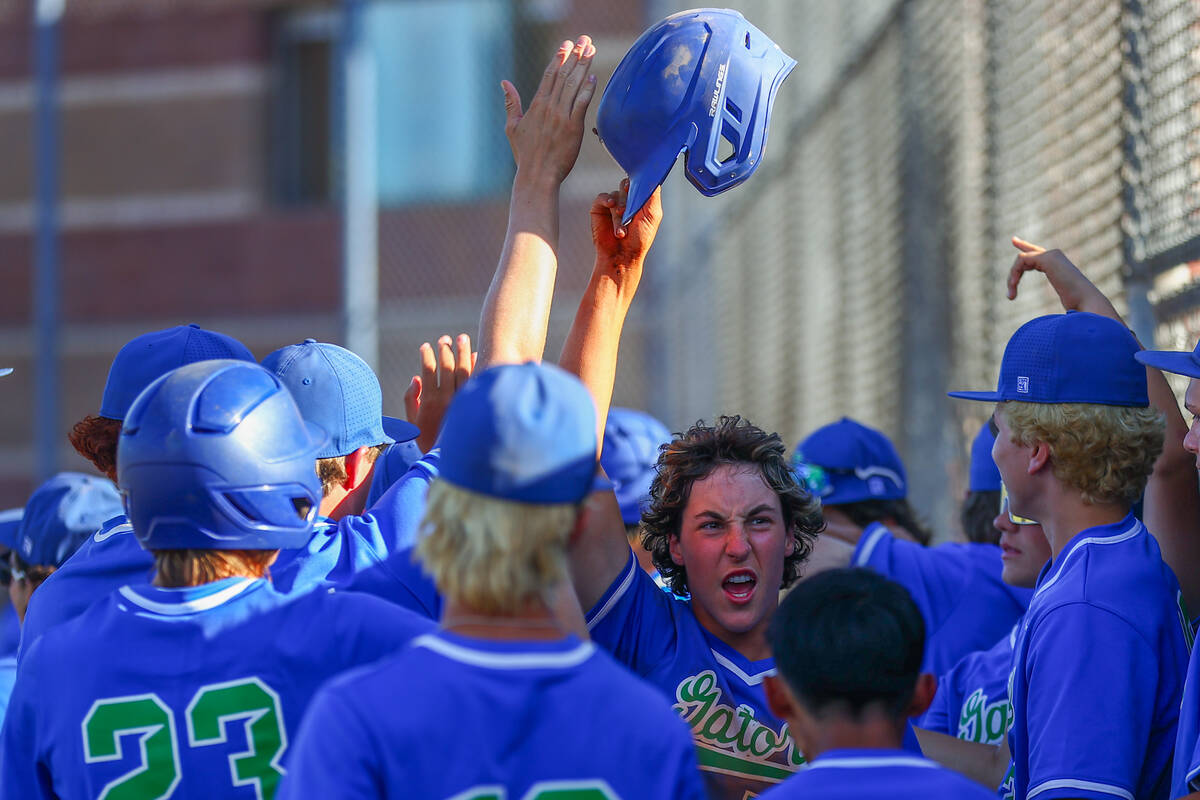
top-left (559, 181), bottom-right (663, 611)
top-left (1008, 237), bottom-right (1200, 612)
top-left (475, 36), bottom-right (597, 370)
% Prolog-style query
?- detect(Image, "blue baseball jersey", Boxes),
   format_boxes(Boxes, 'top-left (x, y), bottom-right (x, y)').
top-left (364, 439), bottom-right (424, 510)
top-left (756, 748), bottom-right (999, 799)
top-left (18, 452), bottom-right (440, 660)
top-left (853, 523), bottom-right (1032, 675)
top-left (278, 631), bottom-right (707, 800)
top-left (1004, 515), bottom-right (1188, 800)
top-left (2, 577), bottom-right (433, 799)
top-left (919, 624), bottom-right (1016, 743)
top-left (343, 544), bottom-right (443, 619)
top-left (0, 603), bottom-right (17, 658)
top-left (586, 551), bottom-right (921, 798)
top-left (1173, 631), bottom-right (1200, 796)
top-left (0, 654), bottom-right (14, 725)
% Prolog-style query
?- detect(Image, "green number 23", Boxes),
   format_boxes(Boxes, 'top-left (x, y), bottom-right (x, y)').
top-left (82, 677), bottom-right (286, 800)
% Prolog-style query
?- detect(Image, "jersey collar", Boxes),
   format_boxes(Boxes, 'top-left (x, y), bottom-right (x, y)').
top-left (808, 748), bottom-right (938, 769)
top-left (414, 631), bottom-right (595, 670)
top-left (117, 576), bottom-right (265, 616)
top-left (699, 626), bottom-right (776, 685)
top-left (1033, 513), bottom-right (1141, 600)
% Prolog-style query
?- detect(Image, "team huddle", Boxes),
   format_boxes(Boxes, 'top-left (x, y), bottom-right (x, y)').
top-left (5, 8), bottom-right (1200, 800)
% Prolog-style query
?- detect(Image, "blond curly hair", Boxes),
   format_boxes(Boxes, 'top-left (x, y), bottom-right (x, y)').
top-left (1001, 401), bottom-right (1164, 506)
top-left (416, 481), bottom-right (579, 614)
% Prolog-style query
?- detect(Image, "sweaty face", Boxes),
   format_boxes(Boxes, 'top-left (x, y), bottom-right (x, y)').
top-left (669, 463), bottom-right (793, 658)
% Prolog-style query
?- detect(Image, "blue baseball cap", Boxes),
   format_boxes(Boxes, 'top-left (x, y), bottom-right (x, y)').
top-left (1134, 338), bottom-right (1200, 379)
top-left (99, 325), bottom-right (255, 421)
top-left (949, 312), bottom-right (1147, 406)
top-left (262, 339), bottom-right (419, 459)
top-left (439, 362), bottom-right (606, 504)
top-left (968, 420), bottom-right (1002, 492)
top-left (601, 407), bottom-right (672, 526)
top-left (0, 507), bottom-right (21, 551)
top-left (0, 368), bottom-right (11, 377)
top-left (3, 473), bottom-right (123, 567)
top-left (793, 418), bottom-right (907, 506)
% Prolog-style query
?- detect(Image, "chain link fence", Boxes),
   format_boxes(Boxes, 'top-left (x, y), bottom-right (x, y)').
top-left (646, 0), bottom-right (1200, 539)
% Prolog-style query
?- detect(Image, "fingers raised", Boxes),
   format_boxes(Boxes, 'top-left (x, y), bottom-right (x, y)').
top-left (454, 333), bottom-right (472, 388)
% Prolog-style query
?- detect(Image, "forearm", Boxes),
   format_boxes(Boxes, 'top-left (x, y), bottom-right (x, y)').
top-left (558, 263), bottom-right (642, 447)
top-left (476, 172), bottom-right (562, 370)
top-left (914, 727), bottom-right (1008, 790)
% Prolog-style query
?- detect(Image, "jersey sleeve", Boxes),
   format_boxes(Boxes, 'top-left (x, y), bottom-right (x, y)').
top-left (278, 682), bottom-right (380, 800)
top-left (1022, 603), bottom-right (1156, 800)
top-left (1174, 644), bottom-right (1200, 794)
top-left (585, 549), bottom-right (681, 674)
top-left (343, 546), bottom-right (443, 619)
top-left (0, 648), bottom-right (56, 799)
top-left (360, 449), bottom-right (440, 553)
top-left (853, 524), bottom-right (962, 640)
top-left (663, 712), bottom-right (709, 800)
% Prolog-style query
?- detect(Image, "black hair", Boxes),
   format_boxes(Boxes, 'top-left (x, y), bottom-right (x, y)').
top-left (961, 489), bottom-right (1001, 545)
top-left (835, 498), bottom-right (933, 546)
top-left (768, 568), bottom-right (924, 718)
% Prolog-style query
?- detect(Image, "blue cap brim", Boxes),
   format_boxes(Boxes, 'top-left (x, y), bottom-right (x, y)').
top-left (947, 390), bottom-right (1002, 402)
top-left (381, 416), bottom-right (420, 444)
top-left (0, 368), bottom-right (11, 377)
top-left (1134, 349), bottom-right (1200, 379)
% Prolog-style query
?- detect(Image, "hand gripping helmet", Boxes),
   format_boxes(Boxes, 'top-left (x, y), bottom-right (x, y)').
top-left (597, 8), bottom-right (796, 225)
top-left (601, 407), bottom-right (672, 527)
top-left (117, 359), bottom-right (328, 551)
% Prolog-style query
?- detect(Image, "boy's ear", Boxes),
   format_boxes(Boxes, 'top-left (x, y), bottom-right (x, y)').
top-left (343, 446), bottom-right (375, 490)
top-left (905, 673), bottom-right (937, 719)
top-left (763, 674), bottom-right (797, 721)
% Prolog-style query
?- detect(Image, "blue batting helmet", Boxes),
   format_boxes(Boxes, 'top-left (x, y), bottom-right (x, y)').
top-left (601, 407), bottom-right (672, 526)
top-left (596, 8), bottom-right (796, 225)
top-left (117, 359), bottom-right (327, 550)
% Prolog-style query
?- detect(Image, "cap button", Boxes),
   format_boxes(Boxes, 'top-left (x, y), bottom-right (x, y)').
top-left (187, 323), bottom-right (200, 329)
top-left (303, 338), bottom-right (317, 345)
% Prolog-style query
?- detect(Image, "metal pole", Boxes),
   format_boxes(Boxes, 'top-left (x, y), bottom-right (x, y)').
top-left (33, 0), bottom-right (63, 481)
top-left (339, 0), bottom-right (379, 368)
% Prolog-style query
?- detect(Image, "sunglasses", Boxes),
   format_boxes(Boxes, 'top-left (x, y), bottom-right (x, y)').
top-left (1000, 483), bottom-right (1037, 525)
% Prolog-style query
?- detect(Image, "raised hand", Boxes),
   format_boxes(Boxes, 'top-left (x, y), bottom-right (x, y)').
top-left (590, 179), bottom-right (663, 275)
top-left (1007, 236), bottom-right (1116, 316)
top-left (403, 333), bottom-right (474, 453)
top-left (500, 36), bottom-right (597, 186)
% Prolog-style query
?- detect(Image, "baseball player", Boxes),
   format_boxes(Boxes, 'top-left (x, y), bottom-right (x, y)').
top-left (917, 309), bottom-right (1189, 800)
top-left (961, 420), bottom-right (1005, 544)
top-left (794, 417), bottom-right (1031, 675)
top-left (757, 568), bottom-right (998, 799)
top-left (0, 472), bottom-right (122, 722)
top-left (1, 359), bottom-right (432, 800)
top-left (20, 327), bottom-right (448, 657)
top-left (0, 508), bottom-right (19, 657)
top-left (278, 362), bottom-right (705, 800)
top-left (919, 477), bottom-right (1051, 745)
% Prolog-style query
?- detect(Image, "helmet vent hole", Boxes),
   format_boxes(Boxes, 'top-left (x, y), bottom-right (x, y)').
top-left (725, 98), bottom-right (743, 122)
top-left (718, 134), bottom-right (736, 164)
top-left (291, 497), bottom-right (313, 520)
top-left (745, 32), bottom-right (751, 49)
top-left (222, 492), bottom-right (257, 523)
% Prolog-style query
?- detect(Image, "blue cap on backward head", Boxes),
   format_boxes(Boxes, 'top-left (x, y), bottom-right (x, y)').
top-left (1135, 337), bottom-right (1200, 380)
top-left (99, 325), bottom-right (255, 421)
top-left (262, 339), bottom-right (419, 459)
top-left (596, 8), bottom-right (796, 225)
top-left (949, 312), bottom-right (1148, 407)
top-left (438, 363), bottom-right (607, 505)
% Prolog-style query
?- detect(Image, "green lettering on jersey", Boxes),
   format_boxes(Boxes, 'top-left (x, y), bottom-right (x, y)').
top-left (82, 694), bottom-right (181, 800)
